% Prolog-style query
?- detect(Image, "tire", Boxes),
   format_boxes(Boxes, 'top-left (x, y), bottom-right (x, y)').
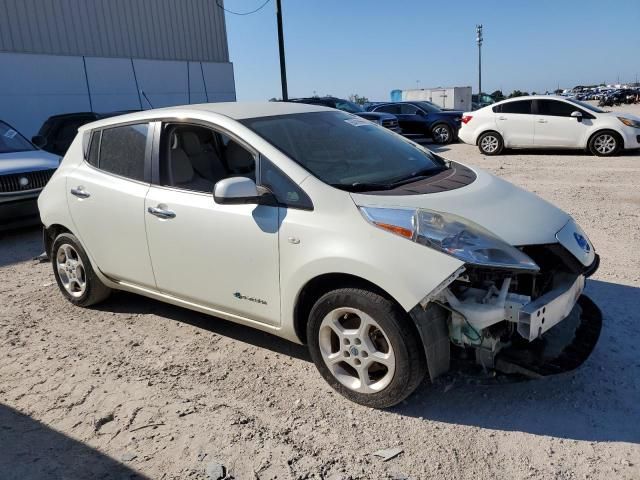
top-left (306, 288), bottom-right (427, 408)
top-left (52, 232), bottom-right (111, 307)
top-left (431, 123), bottom-right (453, 144)
top-left (588, 130), bottom-right (621, 157)
top-left (477, 131), bottom-right (504, 155)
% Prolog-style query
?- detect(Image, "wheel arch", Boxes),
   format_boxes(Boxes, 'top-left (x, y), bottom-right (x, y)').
top-left (587, 128), bottom-right (624, 150)
top-left (44, 223), bottom-right (74, 257)
top-left (475, 129), bottom-right (502, 145)
top-left (293, 273), bottom-right (408, 345)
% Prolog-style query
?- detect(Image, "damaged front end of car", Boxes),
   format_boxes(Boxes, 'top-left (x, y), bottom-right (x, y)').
top-left (361, 206), bottom-right (602, 380)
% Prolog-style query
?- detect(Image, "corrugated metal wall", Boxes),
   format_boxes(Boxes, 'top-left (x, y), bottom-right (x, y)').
top-left (0, 0), bottom-right (229, 62)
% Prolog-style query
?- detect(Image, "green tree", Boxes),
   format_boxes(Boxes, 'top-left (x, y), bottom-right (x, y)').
top-left (490, 90), bottom-right (505, 101)
top-left (348, 94), bottom-right (369, 106)
top-left (508, 90), bottom-right (529, 98)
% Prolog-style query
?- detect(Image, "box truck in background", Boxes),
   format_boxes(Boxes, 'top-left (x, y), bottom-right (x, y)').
top-left (390, 86), bottom-right (472, 111)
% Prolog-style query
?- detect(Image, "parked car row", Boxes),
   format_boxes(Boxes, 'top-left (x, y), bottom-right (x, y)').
top-left (288, 97), bottom-right (465, 145)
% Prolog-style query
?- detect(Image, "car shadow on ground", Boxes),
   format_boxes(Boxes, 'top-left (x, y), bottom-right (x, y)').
top-left (395, 279), bottom-right (640, 444)
top-left (96, 291), bottom-right (312, 363)
top-left (0, 225), bottom-right (43, 268)
top-left (0, 403), bottom-right (147, 480)
top-left (499, 147), bottom-right (640, 158)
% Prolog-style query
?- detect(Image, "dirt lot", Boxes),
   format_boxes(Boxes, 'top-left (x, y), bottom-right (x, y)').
top-left (1, 104), bottom-right (640, 480)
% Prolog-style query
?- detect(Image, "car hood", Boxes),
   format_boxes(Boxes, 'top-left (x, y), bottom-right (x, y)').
top-left (350, 165), bottom-right (570, 246)
top-left (0, 150), bottom-right (60, 175)
top-left (356, 112), bottom-right (396, 121)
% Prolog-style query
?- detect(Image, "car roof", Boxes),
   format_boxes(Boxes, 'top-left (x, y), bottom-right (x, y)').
top-left (496, 95), bottom-right (574, 103)
top-left (78, 102), bottom-right (333, 132)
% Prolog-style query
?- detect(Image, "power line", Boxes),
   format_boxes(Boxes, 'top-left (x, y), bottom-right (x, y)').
top-left (216, 0), bottom-right (271, 16)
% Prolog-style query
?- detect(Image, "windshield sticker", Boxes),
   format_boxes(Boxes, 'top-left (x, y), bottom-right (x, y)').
top-left (344, 118), bottom-right (372, 127)
top-left (3, 129), bottom-right (17, 139)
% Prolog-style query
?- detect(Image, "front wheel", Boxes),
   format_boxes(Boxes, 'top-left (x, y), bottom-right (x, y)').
top-left (588, 131), bottom-right (621, 156)
top-left (477, 131), bottom-right (504, 155)
top-left (431, 123), bottom-right (453, 144)
top-left (307, 288), bottom-right (427, 408)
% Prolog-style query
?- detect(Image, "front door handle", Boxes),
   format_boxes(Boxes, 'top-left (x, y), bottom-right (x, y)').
top-left (70, 186), bottom-right (90, 198)
top-left (537, 119), bottom-right (548, 123)
top-left (498, 116), bottom-right (507, 120)
top-left (147, 205), bottom-right (176, 219)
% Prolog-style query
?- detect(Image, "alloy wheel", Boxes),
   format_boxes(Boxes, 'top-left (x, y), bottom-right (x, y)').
top-left (593, 134), bottom-right (616, 155)
top-left (433, 125), bottom-right (450, 143)
top-left (56, 244), bottom-right (87, 298)
top-left (480, 135), bottom-right (499, 153)
top-left (318, 307), bottom-right (396, 394)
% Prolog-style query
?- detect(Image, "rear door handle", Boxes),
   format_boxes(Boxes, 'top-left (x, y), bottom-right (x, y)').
top-left (147, 205), bottom-right (176, 219)
top-left (498, 116), bottom-right (507, 120)
top-left (70, 187), bottom-right (90, 198)
top-left (537, 119), bottom-right (548, 123)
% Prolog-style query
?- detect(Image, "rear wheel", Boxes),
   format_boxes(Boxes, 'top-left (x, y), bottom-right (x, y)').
top-left (307, 288), bottom-right (426, 408)
top-left (478, 131), bottom-right (504, 155)
top-left (588, 131), bottom-right (621, 156)
top-left (431, 123), bottom-right (453, 144)
top-left (52, 233), bottom-right (111, 307)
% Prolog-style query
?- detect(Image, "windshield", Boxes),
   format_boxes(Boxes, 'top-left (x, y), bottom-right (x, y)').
top-left (565, 98), bottom-right (605, 114)
top-left (242, 111), bottom-right (444, 191)
top-left (334, 100), bottom-right (364, 113)
top-left (0, 121), bottom-right (35, 154)
top-left (415, 101), bottom-right (442, 113)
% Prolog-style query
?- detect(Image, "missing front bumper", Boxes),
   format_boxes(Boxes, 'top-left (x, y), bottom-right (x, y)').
top-left (495, 295), bottom-right (602, 378)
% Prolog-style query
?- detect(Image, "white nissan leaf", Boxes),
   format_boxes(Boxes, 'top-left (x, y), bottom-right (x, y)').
top-left (38, 102), bottom-right (601, 407)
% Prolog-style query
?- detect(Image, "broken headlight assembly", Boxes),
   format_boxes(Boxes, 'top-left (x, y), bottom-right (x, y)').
top-left (359, 207), bottom-right (539, 272)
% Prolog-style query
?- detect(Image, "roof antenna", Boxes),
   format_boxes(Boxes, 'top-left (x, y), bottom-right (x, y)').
top-left (140, 90), bottom-right (154, 109)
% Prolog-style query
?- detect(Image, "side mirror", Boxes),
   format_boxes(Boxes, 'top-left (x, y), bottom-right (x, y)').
top-left (214, 177), bottom-right (262, 205)
top-left (32, 135), bottom-right (46, 148)
top-left (571, 111), bottom-right (583, 122)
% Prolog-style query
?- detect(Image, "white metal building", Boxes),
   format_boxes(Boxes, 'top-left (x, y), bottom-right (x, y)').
top-left (0, 0), bottom-right (236, 136)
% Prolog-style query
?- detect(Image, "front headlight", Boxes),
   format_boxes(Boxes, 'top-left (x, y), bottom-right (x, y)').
top-left (618, 117), bottom-right (640, 129)
top-left (360, 207), bottom-right (539, 272)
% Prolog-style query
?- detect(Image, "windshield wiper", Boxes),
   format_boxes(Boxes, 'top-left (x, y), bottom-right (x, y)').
top-left (387, 166), bottom-right (446, 187)
top-left (330, 182), bottom-right (394, 192)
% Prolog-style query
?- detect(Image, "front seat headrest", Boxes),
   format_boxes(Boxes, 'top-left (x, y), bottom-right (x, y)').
top-left (181, 131), bottom-right (203, 156)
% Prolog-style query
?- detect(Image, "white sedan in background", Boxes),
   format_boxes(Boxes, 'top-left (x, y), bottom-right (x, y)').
top-left (459, 95), bottom-right (640, 156)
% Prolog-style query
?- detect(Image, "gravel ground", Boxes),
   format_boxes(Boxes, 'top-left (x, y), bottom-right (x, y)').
top-left (1, 103), bottom-right (639, 480)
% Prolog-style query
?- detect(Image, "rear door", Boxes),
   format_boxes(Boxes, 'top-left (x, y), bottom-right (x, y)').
top-left (66, 123), bottom-right (156, 287)
top-left (494, 99), bottom-right (535, 147)
top-left (533, 99), bottom-right (591, 147)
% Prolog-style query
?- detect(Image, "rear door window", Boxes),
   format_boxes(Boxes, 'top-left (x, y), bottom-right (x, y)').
top-left (375, 104), bottom-right (401, 114)
top-left (95, 124), bottom-right (149, 182)
top-left (498, 100), bottom-right (533, 114)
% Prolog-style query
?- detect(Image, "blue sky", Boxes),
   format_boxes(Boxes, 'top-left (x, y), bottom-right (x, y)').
top-left (224, 0), bottom-right (639, 101)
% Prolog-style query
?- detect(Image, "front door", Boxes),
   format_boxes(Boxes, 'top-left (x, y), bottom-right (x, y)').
top-left (534, 99), bottom-right (591, 148)
top-left (144, 122), bottom-right (281, 326)
top-left (66, 123), bottom-right (156, 287)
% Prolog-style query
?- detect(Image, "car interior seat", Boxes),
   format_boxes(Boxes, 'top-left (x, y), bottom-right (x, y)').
top-left (169, 132), bottom-right (215, 192)
top-left (225, 140), bottom-right (255, 180)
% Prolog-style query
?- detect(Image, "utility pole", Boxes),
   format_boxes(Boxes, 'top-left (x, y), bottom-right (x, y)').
top-left (275, 0), bottom-right (288, 100)
top-left (476, 24), bottom-right (483, 99)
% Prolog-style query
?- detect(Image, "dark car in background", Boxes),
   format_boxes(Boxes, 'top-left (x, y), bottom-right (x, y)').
top-left (288, 97), bottom-right (401, 133)
top-left (32, 111), bottom-right (138, 156)
top-left (0, 120), bottom-right (60, 230)
top-left (367, 101), bottom-right (463, 144)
